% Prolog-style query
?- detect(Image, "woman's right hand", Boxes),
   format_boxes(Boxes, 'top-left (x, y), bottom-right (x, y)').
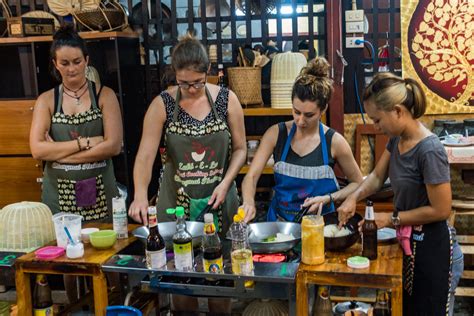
top-left (129, 198), bottom-right (149, 225)
top-left (337, 195), bottom-right (357, 226)
top-left (240, 202), bottom-right (256, 223)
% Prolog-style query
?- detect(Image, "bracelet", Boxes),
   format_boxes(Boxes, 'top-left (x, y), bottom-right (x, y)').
top-left (76, 136), bottom-right (83, 151)
top-left (327, 193), bottom-right (334, 205)
top-left (85, 137), bottom-right (91, 150)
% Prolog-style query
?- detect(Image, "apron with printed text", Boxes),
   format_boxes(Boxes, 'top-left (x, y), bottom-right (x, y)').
top-left (156, 87), bottom-right (239, 234)
top-left (267, 122), bottom-right (339, 222)
top-left (42, 81), bottom-right (118, 222)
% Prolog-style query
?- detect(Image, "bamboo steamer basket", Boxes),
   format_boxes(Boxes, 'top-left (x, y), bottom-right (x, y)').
top-left (0, 202), bottom-right (55, 252)
top-left (270, 52), bottom-right (307, 108)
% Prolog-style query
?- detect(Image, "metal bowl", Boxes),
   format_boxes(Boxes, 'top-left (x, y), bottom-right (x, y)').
top-left (247, 222), bottom-right (301, 254)
top-left (323, 212), bottom-right (362, 251)
top-left (132, 221), bottom-right (205, 250)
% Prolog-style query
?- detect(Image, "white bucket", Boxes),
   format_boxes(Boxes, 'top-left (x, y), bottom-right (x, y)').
top-left (52, 213), bottom-right (83, 248)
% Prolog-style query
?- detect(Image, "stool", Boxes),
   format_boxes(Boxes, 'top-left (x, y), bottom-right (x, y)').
top-left (106, 305), bottom-right (142, 315)
top-left (452, 199), bottom-right (474, 297)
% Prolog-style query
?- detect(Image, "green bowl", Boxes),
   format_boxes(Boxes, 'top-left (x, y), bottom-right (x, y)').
top-left (90, 230), bottom-right (117, 249)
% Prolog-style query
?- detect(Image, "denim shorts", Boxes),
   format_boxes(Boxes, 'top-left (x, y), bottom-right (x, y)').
top-left (449, 241), bottom-right (464, 316)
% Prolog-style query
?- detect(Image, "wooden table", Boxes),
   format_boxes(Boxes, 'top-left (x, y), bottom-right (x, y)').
top-left (15, 223), bottom-right (138, 316)
top-left (296, 242), bottom-right (403, 316)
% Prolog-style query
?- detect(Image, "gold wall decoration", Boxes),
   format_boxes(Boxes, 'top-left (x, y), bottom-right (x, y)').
top-left (401, 0), bottom-right (474, 114)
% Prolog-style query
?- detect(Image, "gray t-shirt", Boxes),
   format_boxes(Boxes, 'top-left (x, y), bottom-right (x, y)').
top-left (387, 135), bottom-right (450, 213)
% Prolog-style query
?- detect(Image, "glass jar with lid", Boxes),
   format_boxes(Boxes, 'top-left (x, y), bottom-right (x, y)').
top-left (432, 119), bottom-right (455, 137)
top-left (464, 119), bottom-right (474, 138)
top-left (441, 121), bottom-right (464, 137)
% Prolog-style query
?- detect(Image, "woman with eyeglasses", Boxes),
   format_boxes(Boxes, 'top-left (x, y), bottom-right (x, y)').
top-left (129, 34), bottom-right (245, 314)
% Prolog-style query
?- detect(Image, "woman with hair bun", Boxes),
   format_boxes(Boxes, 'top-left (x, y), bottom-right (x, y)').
top-left (338, 73), bottom-right (463, 315)
top-left (241, 57), bottom-right (363, 222)
top-left (29, 25), bottom-right (122, 221)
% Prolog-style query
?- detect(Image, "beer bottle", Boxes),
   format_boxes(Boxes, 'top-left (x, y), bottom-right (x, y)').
top-left (362, 200), bottom-right (378, 260)
top-left (373, 289), bottom-right (390, 316)
top-left (202, 213), bottom-right (223, 274)
top-left (33, 274), bottom-right (53, 316)
top-left (146, 206), bottom-right (167, 269)
top-left (173, 206), bottom-right (194, 271)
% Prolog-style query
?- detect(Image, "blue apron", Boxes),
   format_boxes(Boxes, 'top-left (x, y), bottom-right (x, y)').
top-left (267, 122), bottom-right (339, 221)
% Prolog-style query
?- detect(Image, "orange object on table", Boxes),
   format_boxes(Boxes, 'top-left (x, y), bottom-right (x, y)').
top-left (301, 215), bottom-right (325, 265)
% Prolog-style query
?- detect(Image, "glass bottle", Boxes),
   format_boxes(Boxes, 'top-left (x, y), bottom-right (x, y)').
top-left (146, 206), bottom-right (167, 269)
top-left (312, 285), bottom-right (332, 316)
top-left (33, 274), bottom-right (53, 316)
top-left (373, 289), bottom-right (390, 316)
top-left (202, 213), bottom-right (224, 274)
top-left (217, 64), bottom-right (227, 87)
top-left (112, 196), bottom-right (128, 239)
top-left (230, 208), bottom-right (254, 287)
top-left (173, 206), bottom-right (194, 271)
top-left (362, 200), bottom-right (378, 260)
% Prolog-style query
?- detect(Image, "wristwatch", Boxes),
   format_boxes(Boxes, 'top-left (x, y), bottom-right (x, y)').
top-left (391, 210), bottom-right (401, 227)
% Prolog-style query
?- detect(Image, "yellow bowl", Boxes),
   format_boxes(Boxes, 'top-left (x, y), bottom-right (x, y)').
top-left (89, 230), bottom-right (117, 250)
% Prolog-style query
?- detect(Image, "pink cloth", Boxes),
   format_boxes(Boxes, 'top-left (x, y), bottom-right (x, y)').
top-left (396, 225), bottom-right (412, 256)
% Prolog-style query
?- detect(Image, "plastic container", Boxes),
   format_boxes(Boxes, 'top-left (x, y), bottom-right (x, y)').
top-left (66, 242), bottom-right (84, 259)
top-left (247, 140), bottom-right (259, 165)
top-left (35, 246), bottom-right (65, 260)
top-left (81, 227), bottom-right (99, 243)
top-left (301, 215), bottom-right (325, 265)
top-left (106, 305), bottom-right (142, 316)
top-left (52, 213), bottom-right (83, 249)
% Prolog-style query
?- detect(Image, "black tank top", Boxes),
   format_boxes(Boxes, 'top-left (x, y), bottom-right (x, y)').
top-left (273, 122), bottom-right (336, 168)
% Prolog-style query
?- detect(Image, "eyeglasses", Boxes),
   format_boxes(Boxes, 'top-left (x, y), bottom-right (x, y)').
top-left (177, 77), bottom-right (207, 90)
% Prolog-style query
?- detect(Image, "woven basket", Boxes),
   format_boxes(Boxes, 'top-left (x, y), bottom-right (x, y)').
top-left (0, 202), bottom-right (55, 252)
top-left (271, 52), bottom-right (307, 108)
top-left (227, 67), bottom-right (263, 106)
top-left (74, 0), bottom-right (127, 32)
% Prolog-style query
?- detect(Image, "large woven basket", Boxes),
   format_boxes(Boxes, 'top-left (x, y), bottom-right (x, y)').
top-left (0, 202), bottom-right (55, 252)
top-left (74, 0), bottom-right (127, 32)
top-left (227, 67), bottom-right (263, 106)
top-left (271, 52), bottom-right (307, 108)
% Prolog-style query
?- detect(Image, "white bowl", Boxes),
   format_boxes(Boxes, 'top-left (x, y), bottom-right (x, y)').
top-left (81, 228), bottom-right (99, 243)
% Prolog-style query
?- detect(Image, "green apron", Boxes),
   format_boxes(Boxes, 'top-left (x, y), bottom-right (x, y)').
top-left (156, 87), bottom-right (239, 235)
top-left (42, 81), bottom-right (118, 222)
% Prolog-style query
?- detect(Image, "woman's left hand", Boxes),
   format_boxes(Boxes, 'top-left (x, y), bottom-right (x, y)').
top-left (302, 195), bottom-right (330, 213)
top-left (375, 212), bottom-right (391, 228)
top-left (208, 182), bottom-right (230, 209)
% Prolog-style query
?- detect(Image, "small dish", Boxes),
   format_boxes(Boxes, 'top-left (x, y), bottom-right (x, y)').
top-left (377, 228), bottom-right (396, 242)
top-left (81, 227), bottom-right (99, 243)
top-left (90, 230), bottom-right (117, 250)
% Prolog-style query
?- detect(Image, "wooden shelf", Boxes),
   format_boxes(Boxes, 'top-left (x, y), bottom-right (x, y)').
top-left (0, 31), bottom-right (138, 44)
top-left (243, 108), bottom-right (292, 116)
top-left (239, 165), bottom-right (273, 174)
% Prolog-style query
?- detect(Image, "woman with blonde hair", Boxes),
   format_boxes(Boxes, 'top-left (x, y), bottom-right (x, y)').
top-left (241, 57), bottom-right (363, 222)
top-left (338, 73), bottom-right (463, 315)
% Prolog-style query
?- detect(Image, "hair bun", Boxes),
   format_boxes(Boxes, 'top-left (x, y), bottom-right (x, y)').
top-left (53, 24), bottom-right (77, 41)
top-left (300, 57), bottom-right (330, 79)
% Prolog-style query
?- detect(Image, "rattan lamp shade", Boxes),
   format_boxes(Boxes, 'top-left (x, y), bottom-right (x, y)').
top-left (270, 52), bottom-right (307, 109)
top-left (47, 0), bottom-right (100, 16)
top-left (0, 202), bottom-right (55, 252)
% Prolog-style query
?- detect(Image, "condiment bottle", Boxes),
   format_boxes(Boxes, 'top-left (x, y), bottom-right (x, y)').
top-left (33, 274), bottom-right (53, 316)
top-left (230, 208), bottom-right (254, 287)
top-left (202, 213), bottom-right (223, 274)
top-left (173, 206), bottom-right (194, 271)
top-left (301, 215), bottom-right (325, 265)
top-left (112, 196), bottom-right (128, 239)
top-left (373, 289), bottom-right (390, 316)
top-left (312, 285), bottom-right (332, 316)
top-left (362, 200), bottom-right (378, 260)
top-left (146, 206), bottom-right (167, 269)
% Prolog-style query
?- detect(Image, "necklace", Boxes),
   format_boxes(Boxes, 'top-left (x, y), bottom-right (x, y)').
top-left (63, 86), bottom-right (88, 106)
top-left (63, 80), bottom-right (87, 94)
